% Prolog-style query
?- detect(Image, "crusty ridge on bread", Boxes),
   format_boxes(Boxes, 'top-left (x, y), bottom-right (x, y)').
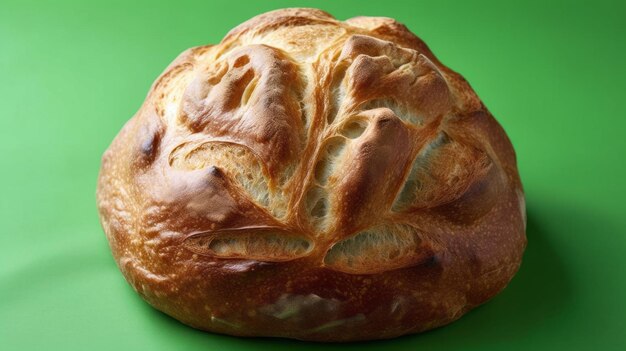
top-left (97, 8), bottom-right (526, 341)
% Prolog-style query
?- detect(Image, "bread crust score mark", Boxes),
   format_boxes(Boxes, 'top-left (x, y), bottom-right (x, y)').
top-left (97, 8), bottom-right (526, 342)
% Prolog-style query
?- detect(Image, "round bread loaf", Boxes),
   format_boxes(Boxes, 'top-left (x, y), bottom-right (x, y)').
top-left (97, 8), bottom-right (526, 342)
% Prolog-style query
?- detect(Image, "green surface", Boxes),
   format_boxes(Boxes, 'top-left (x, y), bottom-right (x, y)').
top-left (1, 0), bottom-right (625, 349)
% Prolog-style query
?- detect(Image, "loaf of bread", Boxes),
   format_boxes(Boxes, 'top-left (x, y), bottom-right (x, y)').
top-left (96, 8), bottom-right (526, 341)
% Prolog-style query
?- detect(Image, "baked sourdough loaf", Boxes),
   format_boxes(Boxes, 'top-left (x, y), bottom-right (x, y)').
top-left (97, 8), bottom-right (526, 341)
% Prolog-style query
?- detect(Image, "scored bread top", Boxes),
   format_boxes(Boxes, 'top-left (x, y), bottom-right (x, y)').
top-left (97, 8), bottom-right (524, 276)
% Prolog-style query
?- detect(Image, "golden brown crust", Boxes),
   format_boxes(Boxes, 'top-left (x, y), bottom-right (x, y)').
top-left (97, 8), bottom-right (526, 341)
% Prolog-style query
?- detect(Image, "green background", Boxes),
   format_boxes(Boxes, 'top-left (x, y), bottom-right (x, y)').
top-left (1, 0), bottom-right (625, 349)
